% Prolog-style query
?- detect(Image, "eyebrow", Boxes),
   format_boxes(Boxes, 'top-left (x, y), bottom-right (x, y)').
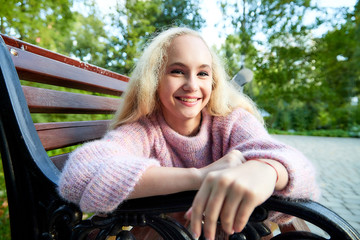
top-left (168, 62), bottom-right (212, 69)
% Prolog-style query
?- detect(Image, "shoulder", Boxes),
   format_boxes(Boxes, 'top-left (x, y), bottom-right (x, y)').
top-left (211, 107), bottom-right (269, 140)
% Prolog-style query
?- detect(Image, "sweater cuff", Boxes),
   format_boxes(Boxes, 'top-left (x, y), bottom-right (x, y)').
top-left (244, 149), bottom-right (320, 201)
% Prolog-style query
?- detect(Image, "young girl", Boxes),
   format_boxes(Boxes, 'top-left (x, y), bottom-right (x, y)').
top-left (59, 27), bottom-right (319, 240)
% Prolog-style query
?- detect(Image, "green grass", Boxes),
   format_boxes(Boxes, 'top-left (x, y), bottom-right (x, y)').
top-left (268, 128), bottom-right (359, 138)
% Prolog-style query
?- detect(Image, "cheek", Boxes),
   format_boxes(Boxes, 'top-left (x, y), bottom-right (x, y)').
top-left (159, 78), bottom-right (182, 97)
top-left (158, 81), bottom-right (175, 106)
top-left (204, 81), bottom-right (213, 99)
top-left (157, 83), bottom-right (166, 104)
top-left (158, 86), bottom-right (168, 105)
top-left (158, 78), bottom-right (169, 95)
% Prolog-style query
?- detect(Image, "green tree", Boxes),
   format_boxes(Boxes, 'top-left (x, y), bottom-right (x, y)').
top-left (0, 0), bottom-right (74, 52)
top-left (61, 2), bottom-right (108, 67)
top-left (219, 0), bottom-right (359, 130)
top-left (311, 0), bottom-right (360, 128)
top-left (218, 0), bottom-right (320, 129)
top-left (219, 0), bottom-right (316, 71)
top-left (105, 0), bottom-right (205, 74)
top-left (219, 32), bottom-right (258, 77)
top-left (314, 1), bottom-right (360, 105)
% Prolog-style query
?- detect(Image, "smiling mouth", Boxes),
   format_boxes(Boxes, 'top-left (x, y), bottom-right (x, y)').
top-left (176, 97), bottom-right (200, 103)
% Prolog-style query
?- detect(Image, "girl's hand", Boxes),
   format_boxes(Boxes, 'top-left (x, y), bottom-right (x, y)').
top-left (198, 150), bottom-right (245, 181)
top-left (189, 160), bottom-right (279, 240)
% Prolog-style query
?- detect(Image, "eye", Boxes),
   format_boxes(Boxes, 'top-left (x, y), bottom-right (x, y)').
top-left (170, 69), bottom-right (184, 75)
top-left (198, 71), bottom-right (209, 77)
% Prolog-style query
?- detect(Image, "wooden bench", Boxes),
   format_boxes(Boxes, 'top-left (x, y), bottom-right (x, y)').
top-left (0, 33), bottom-right (359, 240)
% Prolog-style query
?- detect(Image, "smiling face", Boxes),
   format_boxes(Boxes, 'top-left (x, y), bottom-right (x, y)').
top-left (158, 34), bottom-right (213, 136)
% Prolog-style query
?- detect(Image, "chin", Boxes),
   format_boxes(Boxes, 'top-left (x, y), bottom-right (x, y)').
top-left (179, 111), bottom-right (202, 120)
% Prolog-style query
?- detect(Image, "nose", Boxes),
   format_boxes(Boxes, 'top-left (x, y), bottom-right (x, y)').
top-left (183, 74), bottom-right (199, 92)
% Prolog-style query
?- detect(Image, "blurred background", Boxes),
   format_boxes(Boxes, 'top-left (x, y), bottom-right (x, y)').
top-left (1, 0), bottom-right (358, 135)
top-left (0, 0), bottom-right (359, 238)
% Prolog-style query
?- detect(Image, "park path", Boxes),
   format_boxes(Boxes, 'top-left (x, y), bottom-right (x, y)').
top-left (272, 135), bottom-right (360, 233)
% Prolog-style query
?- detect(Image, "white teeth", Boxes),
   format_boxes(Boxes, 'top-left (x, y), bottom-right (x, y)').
top-left (179, 97), bottom-right (198, 102)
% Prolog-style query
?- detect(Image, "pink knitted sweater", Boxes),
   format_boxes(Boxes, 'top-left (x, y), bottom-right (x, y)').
top-left (59, 108), bottom-right (319, 214)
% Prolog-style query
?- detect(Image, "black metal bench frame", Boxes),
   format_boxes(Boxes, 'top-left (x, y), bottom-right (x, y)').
top-left (0, 34), bottom-right (359, 240)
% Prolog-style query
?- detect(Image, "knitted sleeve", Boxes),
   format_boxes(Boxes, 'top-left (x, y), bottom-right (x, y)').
top-left (58, 121), bottom-right (160, 213)
top-left (225, 108), bottom-right (320, 201)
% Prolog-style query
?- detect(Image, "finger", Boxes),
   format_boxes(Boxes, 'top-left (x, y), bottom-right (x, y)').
top-left (184, 207), bottom-right (192, 220)
top-left (233, 193), bottom-right (257, 233)
top-left (191, 180), bottom-right (212, 238)
top-left (231, 149), bottom-right (246, 162)
top-left (219, 185), bottom-right (244, 234)
top-left (202, 176), bottom-right (230, 239)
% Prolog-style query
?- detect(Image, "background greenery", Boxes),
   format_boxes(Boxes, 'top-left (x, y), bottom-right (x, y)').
top-left (0, 0), bottom-right (359, 238)
top-left (1, 0), bottom-right (358, 132)
top-left (1, 0), bottom-right (358, 131)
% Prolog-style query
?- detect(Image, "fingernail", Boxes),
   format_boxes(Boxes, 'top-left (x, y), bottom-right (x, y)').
top-left (191, 232), bottom-right (199, 239)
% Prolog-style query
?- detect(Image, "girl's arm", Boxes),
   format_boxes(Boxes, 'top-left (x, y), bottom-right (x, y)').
top-left (225, 108), bottom-right (319, 201)
top-left (128, 147), bottom-right (288, 240)
top-left (128, 150), bottom-right (246, 199)
top-left (128, 167), bottom-right (201, 199)
top-left (59, 120), bottom-right (246, 214)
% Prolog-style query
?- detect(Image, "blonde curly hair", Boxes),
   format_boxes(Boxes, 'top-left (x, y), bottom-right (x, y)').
top-left (110, 27), bottom-right (263, 129)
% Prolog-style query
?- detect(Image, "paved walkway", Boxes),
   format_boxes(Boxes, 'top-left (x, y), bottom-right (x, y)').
top-left (272, 135), bottom-right (360, 234)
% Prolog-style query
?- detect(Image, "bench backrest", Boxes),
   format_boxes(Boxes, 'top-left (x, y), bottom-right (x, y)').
top-left (1, 33), bottom-right (129, 169)
top-left (0, 33), bottom-right (129, 239)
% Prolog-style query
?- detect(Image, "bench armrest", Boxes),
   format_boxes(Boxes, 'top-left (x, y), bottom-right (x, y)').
top-left (54, 191), bottom-right (360, 240)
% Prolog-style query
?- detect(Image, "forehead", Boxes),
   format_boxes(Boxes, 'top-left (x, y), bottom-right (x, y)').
top-left (166, 35), bottom-right (212, 66)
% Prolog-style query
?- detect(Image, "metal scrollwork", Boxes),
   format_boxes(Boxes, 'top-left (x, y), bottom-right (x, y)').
top-left (43, 202), bottom-right (271, 240)
top-left (69, 213), bottom-right (194, 240)
top-left (41, 195), bottom-right (360, 240)
top-left (71, 214), bottom-right (133, 240)
top-left (147, 215), bottom-right (193, 240)
top-left (228, 205), bottom-right (271, 240)
top-left (44, 203), bottom-right (83, 240)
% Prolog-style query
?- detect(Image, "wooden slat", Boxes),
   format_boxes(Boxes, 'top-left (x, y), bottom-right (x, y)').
top-left (35, 120), bottom-right (110, 150)
top-left (22, 86), bottom-right (121, 113)
top-left (1, 33), bottom-right (129, 85)
top-left (279, 218), bottom-right (310, 232)
top-left (5, 44), bottom-right (129, 95)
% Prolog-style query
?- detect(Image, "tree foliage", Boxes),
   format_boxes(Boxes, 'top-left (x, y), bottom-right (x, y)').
top-left (219, 0), bottom-right (316, 71)
top-left (61, 2), bottom-right (108, 67)
top-left (0, 0), bottom-right (358, 131)
top-left (313, 2), bottom-right (360, 105)
top-left (309, 1), bottom-right (360, 129)
top-left (0, 0), bottom-right (74, 52)
top-left (105, 0), bottom-right (205, 74)
top-left (219, 0), bottom-right (359, 131)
